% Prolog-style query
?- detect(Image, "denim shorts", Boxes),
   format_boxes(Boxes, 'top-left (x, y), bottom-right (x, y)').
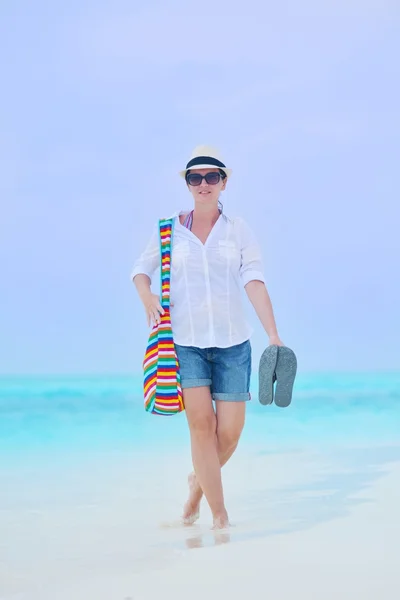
top-left (175, 340), bottom-right (252, 402)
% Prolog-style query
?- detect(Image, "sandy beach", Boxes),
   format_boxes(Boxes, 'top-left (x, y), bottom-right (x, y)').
top-left (1, 444), bottom-right (399, 600)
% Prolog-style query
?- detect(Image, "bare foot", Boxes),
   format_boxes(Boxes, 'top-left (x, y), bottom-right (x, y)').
top-left (182, 472), bottom-right (202, 525)
top-left (212, 511), bottom-right (230, 530)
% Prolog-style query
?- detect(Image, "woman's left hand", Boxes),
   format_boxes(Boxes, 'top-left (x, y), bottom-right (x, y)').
top-left (269, 334), bottom-right (285, 347)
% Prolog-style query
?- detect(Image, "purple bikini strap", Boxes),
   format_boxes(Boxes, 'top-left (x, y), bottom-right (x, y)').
top-left (182, 210), bottom-right (194, 230)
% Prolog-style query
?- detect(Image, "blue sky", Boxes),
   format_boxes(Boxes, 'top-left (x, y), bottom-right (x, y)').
top-left (1, 1), bottom-right (399, 375)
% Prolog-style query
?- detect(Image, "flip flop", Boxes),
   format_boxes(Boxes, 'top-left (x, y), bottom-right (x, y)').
top-left (258, 345), bottom-right (278, 405)
top-left (274, 346), bottom-right (297, 408)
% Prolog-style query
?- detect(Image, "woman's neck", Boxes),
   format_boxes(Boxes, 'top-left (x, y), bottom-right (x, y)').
top-left (193, 203), bottom-right (220, 227)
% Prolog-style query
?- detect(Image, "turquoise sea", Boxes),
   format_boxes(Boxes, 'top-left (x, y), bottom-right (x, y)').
top-left (1, 371), bottom-right (399, 459)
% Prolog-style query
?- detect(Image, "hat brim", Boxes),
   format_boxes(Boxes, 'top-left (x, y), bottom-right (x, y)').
top-left (180, 164), bottom-right (232, 179)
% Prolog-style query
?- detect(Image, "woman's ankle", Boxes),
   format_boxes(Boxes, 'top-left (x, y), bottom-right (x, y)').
top-left (212, 510), bottom-right (230, 529)
top-left (188, 472), bottom-right (203, 502)
top-left (212, 507), bottom-right (228, 521)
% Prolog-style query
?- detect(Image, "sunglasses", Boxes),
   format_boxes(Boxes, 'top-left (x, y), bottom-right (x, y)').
top-left (186, 171), bottom-right (225, 186)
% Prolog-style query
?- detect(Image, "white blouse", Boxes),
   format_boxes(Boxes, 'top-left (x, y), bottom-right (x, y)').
top-left (131, 211), bottom-right (265, 348)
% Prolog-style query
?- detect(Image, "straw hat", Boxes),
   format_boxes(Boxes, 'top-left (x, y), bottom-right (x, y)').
top-left (179, 145), bottom-right (232, 179)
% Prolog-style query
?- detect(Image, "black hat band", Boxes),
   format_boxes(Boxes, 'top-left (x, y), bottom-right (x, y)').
top-left (186, 156), bottom-right (226, 170)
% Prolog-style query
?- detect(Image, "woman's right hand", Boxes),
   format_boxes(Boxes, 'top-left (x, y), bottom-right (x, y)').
top-left (142, 292), bottom-right (165, 327)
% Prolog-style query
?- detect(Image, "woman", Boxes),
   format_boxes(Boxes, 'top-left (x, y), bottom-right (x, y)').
top-left (131, 145), bottom-right (284, 530)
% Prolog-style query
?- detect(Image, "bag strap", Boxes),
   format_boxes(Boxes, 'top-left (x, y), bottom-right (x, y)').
top-left (159, 217), bottom-right (174, 309)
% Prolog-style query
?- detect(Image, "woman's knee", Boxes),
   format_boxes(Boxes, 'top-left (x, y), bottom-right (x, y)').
top-left (183, 386), bottom-right (216, 441)
top-left (216, 426), bottom-right (242, 454)
top-left (189, 413), bottom-right (217, 440)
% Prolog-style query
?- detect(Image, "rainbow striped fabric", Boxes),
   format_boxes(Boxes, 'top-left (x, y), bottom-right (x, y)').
top-left (142, 218), bottom-right (184, 416)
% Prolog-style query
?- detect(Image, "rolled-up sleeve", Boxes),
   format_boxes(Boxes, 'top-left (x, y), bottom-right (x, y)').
top-left (236, 217), bottom-right (265, 287)
top-left (130, 224), bottom-right (159, 283)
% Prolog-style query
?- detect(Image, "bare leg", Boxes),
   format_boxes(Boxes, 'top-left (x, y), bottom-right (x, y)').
top-left (182, 471), bottom-right (201, 525)
top-left (183, 399), bottom-right (246, 527)
top-left (183, 436), bottom-right (240, 520)
top-left (181, 387), bottom-right (229, 529)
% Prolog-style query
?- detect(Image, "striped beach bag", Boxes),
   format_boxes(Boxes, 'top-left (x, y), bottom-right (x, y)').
top-left (142, 218), bottom-right (185, 416)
